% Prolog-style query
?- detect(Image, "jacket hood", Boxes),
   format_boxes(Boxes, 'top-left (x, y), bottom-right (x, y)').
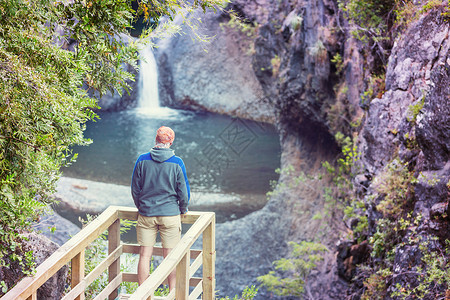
top-left (149, 147), bottom-right (175, 162)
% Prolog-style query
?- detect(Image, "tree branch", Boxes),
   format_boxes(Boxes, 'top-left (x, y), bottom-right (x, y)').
top-left (0, 135), bottom-right (41, 152)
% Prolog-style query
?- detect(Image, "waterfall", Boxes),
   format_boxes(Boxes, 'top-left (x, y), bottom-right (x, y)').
top-left (138, 46), bottom-right (160, 111)
top-left (137, 45), bottom-right (177, 117)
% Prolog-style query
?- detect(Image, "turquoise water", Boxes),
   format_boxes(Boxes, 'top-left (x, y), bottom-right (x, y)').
top-left (63, 108), bottom-right (281, 222)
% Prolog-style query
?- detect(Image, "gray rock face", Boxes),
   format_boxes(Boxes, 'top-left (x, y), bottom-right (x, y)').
top-left (358, 9), bottom-right (449, 193)
top-left (26, 233), bottom-right (68, 299)
top-left (215, 208), bottom-right (291, 298)
top-left (154, 10), bottom-right (275, 123)
top-left (416, 62), bottom-right (450, 171)
top-left (356, 9), bottom-right (450, 297)
top-left (163, 0), bottom-right (356, 297)
top-left (0, 233), bottom-right (67, 299)
top-left (359, 9), bottom-right (450, 174)
top-left (251, 0), bottom-right (365, 138)
top-left (21, 2), bottom-right (447, 300)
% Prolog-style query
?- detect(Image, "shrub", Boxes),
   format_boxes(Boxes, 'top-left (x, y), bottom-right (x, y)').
top-left (218, 285), bottom-right (259, 300)
top-left (374, 159), bottom-right (416, 219)
top-left (258, 241), bottom-right (328, 297)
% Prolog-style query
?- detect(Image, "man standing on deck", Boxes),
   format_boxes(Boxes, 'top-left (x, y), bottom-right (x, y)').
top-left (131, 126), bottom-right (190, 290)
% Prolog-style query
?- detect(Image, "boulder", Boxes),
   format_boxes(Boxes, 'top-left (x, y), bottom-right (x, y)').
top-left (0, 233), bottom-right (67, 299)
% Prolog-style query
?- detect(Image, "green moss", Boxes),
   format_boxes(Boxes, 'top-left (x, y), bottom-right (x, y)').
top-left (407, 97), bottom-right (425, 124)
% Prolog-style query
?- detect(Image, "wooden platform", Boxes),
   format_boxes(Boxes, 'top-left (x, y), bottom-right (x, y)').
top-left (2, 207), bottom-right (215, 300)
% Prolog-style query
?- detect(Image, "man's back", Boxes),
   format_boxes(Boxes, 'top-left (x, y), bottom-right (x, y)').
top-left (131, 147), bottom-right (190, 216)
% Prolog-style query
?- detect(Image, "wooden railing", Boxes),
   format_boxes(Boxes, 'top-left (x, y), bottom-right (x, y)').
top-left (2, 206), bottom-right (216, 300)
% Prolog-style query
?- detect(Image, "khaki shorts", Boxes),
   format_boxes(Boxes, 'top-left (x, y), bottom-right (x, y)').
top-left (136, 214), bottom-right (181, 248)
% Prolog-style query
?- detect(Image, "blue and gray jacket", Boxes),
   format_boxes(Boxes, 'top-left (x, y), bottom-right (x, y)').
top-left (131, 147), bottom-right (190, 216)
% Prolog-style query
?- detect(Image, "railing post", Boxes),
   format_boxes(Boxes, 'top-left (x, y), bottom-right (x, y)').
top-left (202, 215), bottom-right (216, 300)
top-left (108, 219), bottom-right (121, 300)
top-left (71, 250), bottom-right (85, 300)
top-left (176, 251), bottom-right (190, 299)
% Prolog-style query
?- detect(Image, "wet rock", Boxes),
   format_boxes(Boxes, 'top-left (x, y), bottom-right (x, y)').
top-left (215, 208), bottom-right (291, 299)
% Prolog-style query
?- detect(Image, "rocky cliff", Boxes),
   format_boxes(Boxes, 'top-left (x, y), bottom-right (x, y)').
top-left (152, 0), bottom-right (449, 298)
top-left (349, 9), bottom-right (449, 298)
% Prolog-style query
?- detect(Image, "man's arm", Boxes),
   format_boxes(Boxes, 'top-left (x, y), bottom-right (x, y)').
top-left (131, 160), bottom-right (141, 209)
top-left (176, 160), bottom-right (190, 214)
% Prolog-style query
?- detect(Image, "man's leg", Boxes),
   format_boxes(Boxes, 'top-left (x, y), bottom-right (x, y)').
top-left (163, 248), bottom-right (176, 291)
top-left (138, 246), bottom-right (153, 285)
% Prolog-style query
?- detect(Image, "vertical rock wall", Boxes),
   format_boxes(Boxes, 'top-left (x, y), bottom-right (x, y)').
top-left (355, 9), bottom-right (449, 297)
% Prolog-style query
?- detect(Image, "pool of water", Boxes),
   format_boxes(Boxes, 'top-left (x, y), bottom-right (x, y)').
top-left (62, 108), bottom-right (281, 223)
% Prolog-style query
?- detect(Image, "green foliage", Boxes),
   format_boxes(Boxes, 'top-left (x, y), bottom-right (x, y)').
top-left (369, 218), bottom-right (399, 261)
top-left (331, 53), bottom-right (344, 75)
top-left (367, 233), bottom-right (450, 299)
top-left (79, 215), bottom-right (137, 298)
top-left (221, 14), bottom-right (258, 38)
top-left (321, 132), bottom-right (370, 242)
top-left (0, 281), bottom-right (7, 294)
top-left (362, 202), bottom-right (450, 299)
top-left (406, 97), bottom-right (425, 124)
top-left (309, 40), bottom-right (327, 63)
top-left (218, 285), bottom-right (259, 300)
top-left (266, 165), bottom-right (293, 199)
top-left (270, 55), bottom-right (281, 77)
top-left (360, 267), bottom-right (391, 300)
top-left (335, 132), bottom-right (359, 176)
top-left (322, 132), bottom-right (358, 203)
top-left (420, 0), bottom-right (448, 14)
top-left (0, 0), bottom-right (134, 290)
top-left (338, 0), bottom-right (394, 43)
top-left (389, 237), bottom-right (450, 299)
top-left (441, 0), bottom-right (450, 20)
top-left (374, 159), bottom-right (416, 219)
top-left (258, 241), bottom-right (328, 297)
top-left (395, 0), bottom-right (450, 32)
top-left (360, 73), bottom-right (386, 107)
top-left (339, 0), bottom-right (449, 65)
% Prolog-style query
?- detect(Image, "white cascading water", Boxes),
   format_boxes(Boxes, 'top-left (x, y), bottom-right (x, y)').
top-left (137, 45), bottom-right (176, 117)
